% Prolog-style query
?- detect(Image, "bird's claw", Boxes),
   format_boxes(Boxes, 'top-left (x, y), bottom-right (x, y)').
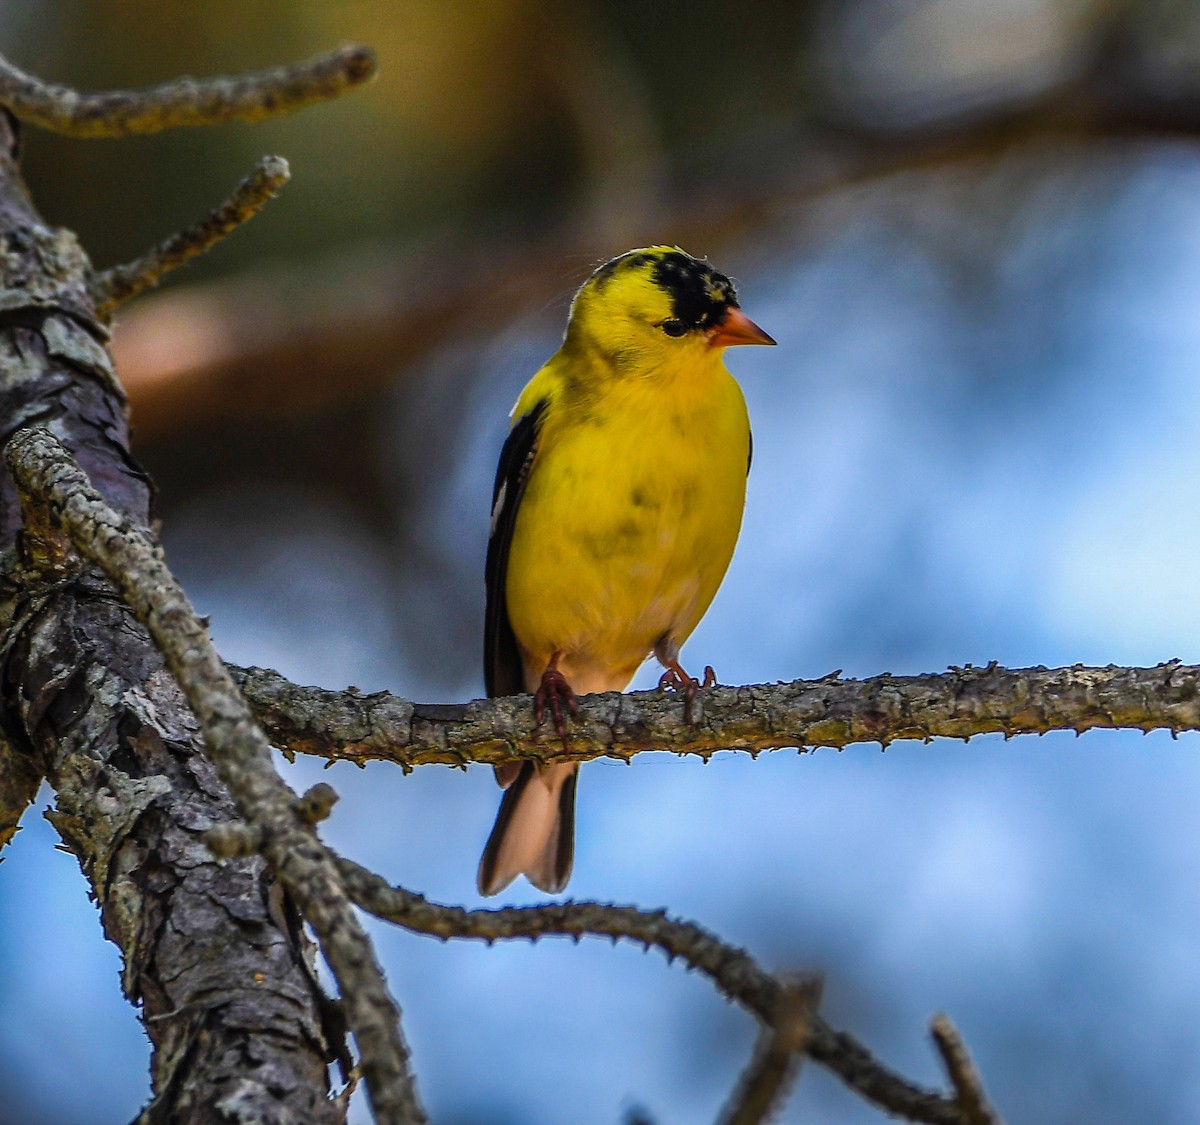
top-left (658, 666), bottom-right (697, 699)
top-left (534, 667), bottom-right (578, 751)
top-left (659, 663), bottom-right (717, 723)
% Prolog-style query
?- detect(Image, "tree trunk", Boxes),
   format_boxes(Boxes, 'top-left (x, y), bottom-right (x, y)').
top-left (0, 107), bottom-right (339, 1123)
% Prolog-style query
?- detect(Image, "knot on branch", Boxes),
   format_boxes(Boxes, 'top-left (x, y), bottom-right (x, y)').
top-left (718, 973), bottom-right (824, 1125)
top-left (293, 782), bottom-right (339, 826)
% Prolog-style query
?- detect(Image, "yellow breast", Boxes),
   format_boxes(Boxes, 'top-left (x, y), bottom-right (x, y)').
top-left (504, 348), bottom-right (749, 693)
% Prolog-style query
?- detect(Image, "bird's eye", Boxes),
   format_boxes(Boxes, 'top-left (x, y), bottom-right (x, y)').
top-left (661, 319), bottom-right (687, 337)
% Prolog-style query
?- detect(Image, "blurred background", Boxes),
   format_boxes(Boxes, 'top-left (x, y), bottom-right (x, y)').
top-left (3, 0), bottom-right (1200, 1121)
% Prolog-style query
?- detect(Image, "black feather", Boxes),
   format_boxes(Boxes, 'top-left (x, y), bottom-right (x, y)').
top-left (484, 399), bottom-right (548, 698)
top-left (553, 767), bottom-right (578, 889)
top-left (476, 762), bottom-right (530, 894)
top-left (651, 251), bottom-right (737, 330)
top-left (589, 248), bottom-right (739, 333)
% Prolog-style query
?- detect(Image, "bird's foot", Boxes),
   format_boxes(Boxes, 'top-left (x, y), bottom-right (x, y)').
top-left (534, 665), bottom-right (578, 751)
top-left (658, 662), bottom-right (716, 722)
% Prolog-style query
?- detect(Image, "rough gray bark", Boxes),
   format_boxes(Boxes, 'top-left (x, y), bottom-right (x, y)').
top-left (0, 107), bottom-right (341, 1123)
top-left (0, 734), bottom-right (40, 846)
top-left (229, 659), bottom-right (1200, 770)
top-left (6, 426), bottom-right (424, 1124)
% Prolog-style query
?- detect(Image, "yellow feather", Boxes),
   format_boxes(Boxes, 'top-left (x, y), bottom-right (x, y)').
top-left (477, 245), bottom-right (770, 896)
top-left (506, 337), bottom-right (749, 693)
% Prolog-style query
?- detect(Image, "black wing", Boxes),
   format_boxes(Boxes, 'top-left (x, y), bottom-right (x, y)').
top-left (484, 399), bottom-right (548, 698)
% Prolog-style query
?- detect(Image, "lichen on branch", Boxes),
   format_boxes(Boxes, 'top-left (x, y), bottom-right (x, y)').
top-left (7, 426), bottom-right (1007, 1125)
top-left (334, 855), bottom-right (976, 1125)
top-left (90, 155), bottom-right (291, 319)
top-left (5, 426), bottom-right (425, 1125)
top-left (228, 659), bottom-right (1200, 771)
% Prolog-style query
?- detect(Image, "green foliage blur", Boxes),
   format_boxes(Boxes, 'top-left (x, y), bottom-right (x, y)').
top-left (12, 0), bottom-right (811, 281)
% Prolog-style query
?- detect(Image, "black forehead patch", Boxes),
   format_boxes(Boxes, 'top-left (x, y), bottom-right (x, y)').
top-left (651, 251), bottom-right (738, 329)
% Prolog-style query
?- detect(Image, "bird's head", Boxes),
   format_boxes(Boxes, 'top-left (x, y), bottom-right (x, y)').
top-left (563, 246), bottom-right (775, 372)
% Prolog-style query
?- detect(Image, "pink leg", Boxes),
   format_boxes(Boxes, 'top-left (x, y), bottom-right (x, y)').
top-left (533, 651), bottom-right (579, 751)
top-left (657, 657), bottom-right (717, 722)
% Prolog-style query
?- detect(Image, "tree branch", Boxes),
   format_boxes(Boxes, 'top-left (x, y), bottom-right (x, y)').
top-left (717, 976), bottom-right (822, 1125)
top-left (6, 427), bottom-right (426, 1125)
top-left (4, 430), bottom-right (983, 1125)
top-left (229, 659), bottom-right (1200, 770)
top-left (90, 155), bottom-right (290, 320)
top-left (930, 1015), bottom-right (1004, 1125)
top-left (334, 856), bottom-right (966, 1125)
top-left (0, 45), bottom-right (376, 138)
top-left (0, 98), bottom-right (348, 1118)
top-left (5, 424), bottom-right (1013, 1125)
top-left (105, 14), bottom-right (1200, 446)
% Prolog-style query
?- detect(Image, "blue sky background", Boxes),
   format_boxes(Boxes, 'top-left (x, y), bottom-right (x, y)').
top-left (5, 3), bottom-right (1200, 1123)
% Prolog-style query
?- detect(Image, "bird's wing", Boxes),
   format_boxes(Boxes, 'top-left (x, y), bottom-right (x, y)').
top-left (485, 398), bottom-right (548, 698)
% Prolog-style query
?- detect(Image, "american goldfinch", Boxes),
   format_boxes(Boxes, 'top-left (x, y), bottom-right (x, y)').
top-left (478, 246), bottom-right (775, 896)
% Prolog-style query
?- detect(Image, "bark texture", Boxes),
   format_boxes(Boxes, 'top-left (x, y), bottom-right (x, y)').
top-left (0, 108), bottom-right (340, 1123)
top-left (0, 45), bottom-right (375, 138)
top-left (6, 426), bottom-right (423, 1123)
top-left (230, 659), bottom-right (1200, 770)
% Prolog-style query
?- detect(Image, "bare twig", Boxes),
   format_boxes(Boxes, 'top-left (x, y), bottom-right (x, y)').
top-left (717, 975), bottom-right (823, 1125)
top-left (91, 156), bottom-right (290, 320)
top-left (5, 427), bottom-right (425, 1125)
top-left (930, 1015), bottom-right (1004, 1125)
top-left (3, 428), bottom-right (967, 1125)
top-left (0, 73), bottom-right (352, 1117)
top-left (229, 659), bottom-right (1200, 772)
top-left (106, 25), bottom-right (1200, 447)
top-left (334, 856), bottom-right (966, 1125)
top-left (0, 45), bottom-right (376, 138)
top-left (108, 233), bottom-right (563, 442)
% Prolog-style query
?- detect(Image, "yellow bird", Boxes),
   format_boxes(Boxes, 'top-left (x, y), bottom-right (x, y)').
top-left (478, 246), bottom-right (774, 896)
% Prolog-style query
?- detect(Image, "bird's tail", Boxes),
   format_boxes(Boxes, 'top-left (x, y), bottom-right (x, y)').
top-left (477, 761), bottom-right (577, 896)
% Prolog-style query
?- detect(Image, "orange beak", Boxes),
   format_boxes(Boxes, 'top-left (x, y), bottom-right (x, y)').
top-left (705, 306), bottom-right (776, 349)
